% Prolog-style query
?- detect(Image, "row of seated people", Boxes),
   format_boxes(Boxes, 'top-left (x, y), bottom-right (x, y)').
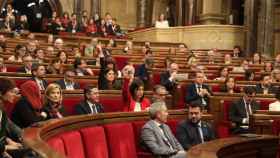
top-left (0, 77), bottom-right (216, 158)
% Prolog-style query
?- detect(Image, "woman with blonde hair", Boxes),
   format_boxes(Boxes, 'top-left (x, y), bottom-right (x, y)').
top-left (43, 83), bottom-right (66, 119)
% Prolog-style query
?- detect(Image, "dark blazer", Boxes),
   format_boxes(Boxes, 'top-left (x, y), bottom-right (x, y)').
top-left (31, 77), bottom-right (48, 90)
top-left (176, 120), bottom-right (215, 150)
top-left (16, 66), bottom-right (29, 73)
top-left (185, 83), bottom-right (212, 108)
top-left (136, 64), bottom-right (150, 82)
top-left (55, 79), bottom-right (80, 90)
top-left (75, 100), bottom-right (104, 115)
top-left (160, 71), bottom-right (177, 93)
top-left (229, 98), bottom-right (260, 130)
top-left (11, 97), bottom-right (45, 128)
top-left (255, 84), bottom-right (277, 94)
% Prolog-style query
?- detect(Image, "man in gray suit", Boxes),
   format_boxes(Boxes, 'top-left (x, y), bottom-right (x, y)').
top-left (141, 102), bottom-right (186, 158)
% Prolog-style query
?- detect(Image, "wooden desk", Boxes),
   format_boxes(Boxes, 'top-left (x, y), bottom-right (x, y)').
top-left (188, 135), bottom-right (279, 158)
top-left (250, 112), bottom-right (280, 134)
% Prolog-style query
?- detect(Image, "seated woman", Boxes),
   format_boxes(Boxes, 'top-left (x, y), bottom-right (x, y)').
top-left (122, 77), bottom-right (150, 112)
top-left (262, 62), bottom-right (273, 73)
top-left (220, 77), bottom-right (239, 94)
top-left (8, 44), bottom-right (26, 62)
top-left (98, 68), bottom-right (122, 90)
top-left (47, 58), bottom-right (64, 74)
top-left (43, 83), bottom-right (66, 119)
top-left (12, 80), bottom-right (46, 128)
top-left (73, 58), bottom-right (94, 76)
top-left (0, 78), bottom-right (28, 158)
top-left (250, 53), bottom-right (263, 65)
top-left (155, 13), bottom-right (169, 28)
top-left (269, 90), bottom-right (280, 111)
top-left (214, 67), bottom-right (229, 82)
top-left (56, 51), bottom-right (68, 64)
top-left (224, 54), bottom-right (232, 65)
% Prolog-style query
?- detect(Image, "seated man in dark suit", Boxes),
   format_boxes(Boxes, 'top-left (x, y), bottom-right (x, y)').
top-left (255, 75), bottom-right (276, 95)
top-left (185, 72), bottom-right (212, 110)
top-left (30, 63), bottom-right (48, 90)
top-left (141, 102), bottom-right (186, 158)
top-left (55, 69), bottom-right (80, 90)
top-left (75, 85), bottom-right (104, 115)
top-left (176, 101), bottom-right (215, 150)
top-left (229, 86), bottom-right (260, 134)
top-left (16, 54), bottom-right (33, 74)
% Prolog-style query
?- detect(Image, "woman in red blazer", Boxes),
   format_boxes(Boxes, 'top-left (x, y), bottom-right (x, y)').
top-left (123, 77), bottom-right (150, 112)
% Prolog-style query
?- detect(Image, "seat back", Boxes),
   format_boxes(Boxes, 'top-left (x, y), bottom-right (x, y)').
top-left (80, 126), bottom-right (109, 158)
top-left (104, 123), bottom-right (137, 158)
top-left (60, 131), bottom-right (86, 158)
top-left (47, 137), bottom-right (66, 156)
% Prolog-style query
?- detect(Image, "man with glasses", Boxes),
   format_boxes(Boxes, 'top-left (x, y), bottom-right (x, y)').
top-left (152, 85), bottom-right (168, 103)
top-left (185, 72), bottom-right (212, 110)
top-left (16, 54), bottom-right (33, 74)
top-left (229, 86), bottom-right (260, 134)
top-left (75, 85), bottom-right (104, 115)
top-left (55, 69), bottom-right (80, 90)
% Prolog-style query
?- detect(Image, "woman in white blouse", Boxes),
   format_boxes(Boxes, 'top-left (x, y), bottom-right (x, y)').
top-left (269, 90), bottom-right (280, 111)
top-left (155, 13), bottom-right (169, 28)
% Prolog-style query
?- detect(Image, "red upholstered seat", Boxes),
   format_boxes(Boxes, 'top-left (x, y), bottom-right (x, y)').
top-left (132, 121), bottom-right (153, 158)
top-left (62, 96), bottom-right (82, 115)
top-left (217, 100), bottom-right (233, 138)
top-left (114, 56), bottom-right (128, 70)
top-left (14, 78), bottom-right (29, 87)
top-left (80, 126), bottom-right (109, 158)
top-left (152, 72), bottom-right (161, 85)
top-left (60, 131), bottom-right (86, 158)
top-left (259, 99), bottom-right (274, 110)
top-left (211, 84), bottom-right (221, 92)
top-left (100, 96), bottom-right (124, 112)
top-left (167, 119), bottom-right (180, 135)
top-left (47, 137), bottom-right (66, 156)
top-left (104, 123), bottom-right (137, 158)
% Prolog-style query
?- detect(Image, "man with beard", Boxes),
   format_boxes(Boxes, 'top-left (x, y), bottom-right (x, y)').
top-left (176, 101), bottom-right (215, 150)
top-left (255, 75), bottom-right (277, 95)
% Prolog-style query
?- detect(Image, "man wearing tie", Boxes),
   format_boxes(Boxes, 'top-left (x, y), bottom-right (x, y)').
top-left (176, 101), bottom-right (215, 150)
top-left (31, 63), bottom-right (48, 90)
top-left (185, 72), bottom-right (212, 110)
top-left (141, 102), bottom-right (186, 158)
top-left (75, 86), bottom-right (104, 115)
top-left (55, 69), bottom-right (80, 90)
top-left (229, 86), bottom-right (260, 134)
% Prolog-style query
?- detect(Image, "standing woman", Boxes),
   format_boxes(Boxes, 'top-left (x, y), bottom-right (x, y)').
top-left (0, 78), bottom-right (26, 157)
top-left (12, 80), bottom-right (46, 128)
top-left (43, 83), bottom-right (66, 119)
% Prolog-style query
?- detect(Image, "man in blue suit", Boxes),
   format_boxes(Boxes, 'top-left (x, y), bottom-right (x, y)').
top-left (185, 72), bottom-right (212, 110)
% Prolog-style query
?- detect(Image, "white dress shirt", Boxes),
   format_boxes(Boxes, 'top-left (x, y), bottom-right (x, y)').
top-left (269, 101), bottom-right (280, 111)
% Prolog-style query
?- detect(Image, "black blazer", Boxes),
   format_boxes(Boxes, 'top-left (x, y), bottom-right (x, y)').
top-left (255, 84), bottom-right (277, 94)
top-left (11, 97), bottom-right (45, 128)
top-left (229, 98), bottom-right (260, 128)
top-left (55, 79), bottom-right (80, 90)
top-left (176, 120), bottom-right (215, 150)
top-left (185, 83), bottom-right (212, 107)
top-left (31, 77), bottom-right (48, 90)
top-left (75, 100), bottom-right (104, 115)
top-left (160, 71), bottom-right (177, 92)
top-left (16, 66), bottom-right (29, 73)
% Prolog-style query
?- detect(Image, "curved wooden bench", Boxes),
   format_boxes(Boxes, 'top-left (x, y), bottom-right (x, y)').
top-left (23, 110), bottom-right (213, 158)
